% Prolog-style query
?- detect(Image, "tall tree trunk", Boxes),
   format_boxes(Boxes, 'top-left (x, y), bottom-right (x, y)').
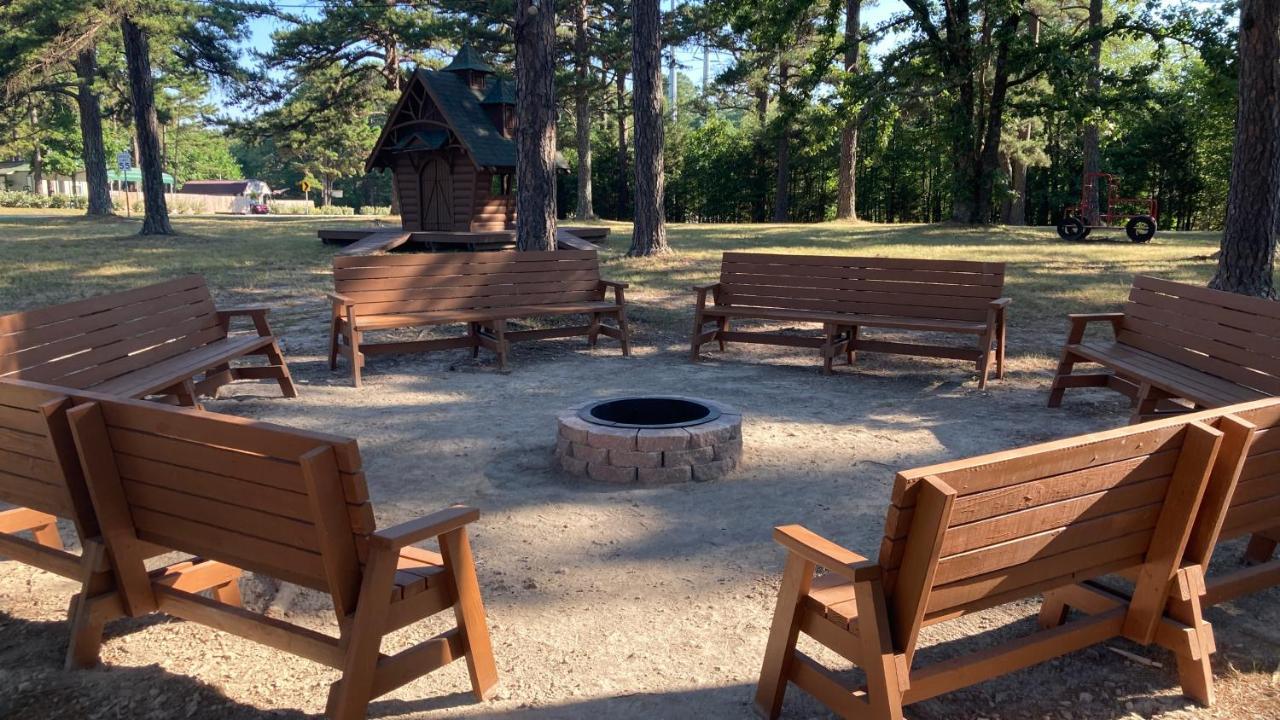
top-left (836, 0), bottom-right (862, 220)
top-left (573, 0), bottom-right (595, 220)
top-left (629, 0), bottom-right (669, 256)
top-left (515, 0), bottom-right (558, 251)
top-left (122, 16), bottom-right (172, 235)
top-left (615, 69), bottom-right (629, 220)
top-left (1210, 0), bottom-right (1279, 298)
top-left (75, 48), bottom-right (113, 216)
top-left (29, 103), bottom-right (46, 196)
top-left (947, 1), bottom-right (978, 223)
top-left (772, 61), bottom-right (792, 223)
top-left (974, 15), bottom-right (1019, 223)
top-left (752, 86), bottom-right (769, 222)
top-left (1081, 0), bottom-right (1104, 225)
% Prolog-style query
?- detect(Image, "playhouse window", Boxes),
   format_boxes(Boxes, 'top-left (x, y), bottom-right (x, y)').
top-left (491, 174), bottom-right (514, 197)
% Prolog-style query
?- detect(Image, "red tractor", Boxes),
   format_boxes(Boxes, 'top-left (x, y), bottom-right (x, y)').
top-left (1057, 172), bottom-right (1158, 243)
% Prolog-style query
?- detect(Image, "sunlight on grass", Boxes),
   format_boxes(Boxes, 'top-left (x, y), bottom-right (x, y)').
top-left (0, 212), bottom-right (1266, 358)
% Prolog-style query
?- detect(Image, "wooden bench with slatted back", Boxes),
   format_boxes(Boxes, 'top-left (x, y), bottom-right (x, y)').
top-left (690, 253), bottom-right (1010, 387)
top-left (755, 408), bottom-right (1236, 719)
top-left (0, 275), bottom-right (296, 407)
top-left (1040, 397), bottom-right (1280, 706)
top-left (1049, 276), bottom-right (1280, 422)
top-left (0, 378), bottom-right (239, 668)
top-left (329, 249), bottom-right (631, 386)
top-left (64, 395), bottom-right (497, 720)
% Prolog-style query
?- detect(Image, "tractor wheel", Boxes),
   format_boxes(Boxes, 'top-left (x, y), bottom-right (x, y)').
top-left (1126, 215), bottom-right (1157, 243)
top-left (1057, 216), bottom-right (1088, 241)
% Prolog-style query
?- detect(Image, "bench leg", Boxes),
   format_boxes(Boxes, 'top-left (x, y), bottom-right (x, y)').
top-left (996, 309), bottom-right (1007, 380)
top-left (588, 313), bottom-right (601, 348)
top-left (328, 316), bottom-right (342, 370)
top-left (441, 526), bottom-right (499, 701)
top-left (1165, 567), bottom-right (1216, 707)
top-left (1037, 588), bottom-right (1071, 629)
top-left (754, 553), bottom-right (813, 720)
top-left (173, 380), bottom-right (201, 409)
top-left (349, 330), bottom-right (363, 389)
top-left (65, 540), bottom-right (114, 670)
top-left (469, 322), bottom-right (482, 358)
top-left (1244, 532), bottom-right (1279, 565)
top-left (717, 316), bottom-right (729, 351)
top-left (327, 546), bottom-right (397, 720)
top-left (1131, 382), bottom-right (1162, 425)
top-left (617, 307), bottom-right (631, 357)
top-left (846, 325), bottom-right (860, 365)
top-left (690, 310), bottom-right (707, 361)
top-left (976, 327), bottom-right (996, 389)
top-left (1047, 348), bottom-right (1081, 408)
top-left (492, 322), bottom-right (509, 372)
top-left (821, 323), bottom-right (837, 376)
top-left (264, 339), bottom-right (298, 399)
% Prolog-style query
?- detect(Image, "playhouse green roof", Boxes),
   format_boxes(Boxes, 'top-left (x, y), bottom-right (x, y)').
top-left (441, 43), bottom-right (494, 74)
top-left (480, 77), bottom-right (516, 105)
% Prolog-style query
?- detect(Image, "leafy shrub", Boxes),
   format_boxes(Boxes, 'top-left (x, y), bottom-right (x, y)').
top-left (357, 205), bottom-right (391, 216)
top-left (0, 190), bottom-right (89, 209)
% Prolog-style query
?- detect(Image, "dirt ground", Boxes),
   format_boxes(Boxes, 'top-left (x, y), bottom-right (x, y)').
top-left (3, 318), bottom-right (1279, 719)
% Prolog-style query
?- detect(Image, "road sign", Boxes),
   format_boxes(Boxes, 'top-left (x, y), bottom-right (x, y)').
top-left (331, 189), bottom-right (343, 198)
top-left (300, 180), bottom-right (311, 193)
top-left (116, 151), bottom-right (132, 173)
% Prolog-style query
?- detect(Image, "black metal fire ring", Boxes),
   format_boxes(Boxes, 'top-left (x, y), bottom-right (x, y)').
top-left (578, 396), bottom-right (721, 430)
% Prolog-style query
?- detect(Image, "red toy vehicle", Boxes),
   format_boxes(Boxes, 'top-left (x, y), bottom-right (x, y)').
top-left (1057, 172), bottom-right (1158, 243)
top-left (250, 202), bottom-right (269, 215)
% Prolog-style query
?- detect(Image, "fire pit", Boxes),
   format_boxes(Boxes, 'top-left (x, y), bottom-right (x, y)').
top-left (555, 396), bottom-right (742, 484)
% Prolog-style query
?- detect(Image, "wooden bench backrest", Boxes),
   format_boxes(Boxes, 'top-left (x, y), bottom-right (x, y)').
top-left (0, 379), bottom-right (95, 536)
top-left (877, 414), bottom-right (1224, 656)
top-left (333, 250), bottom-right (604, 317)
top-left (0, 276), bottom-right (225, 391)
top-left (1119, 276), bottom-right (1280, 397)
top-left (67, 396), bottom-right (377, 618)
top-left (716, 253), bottom-right (1005, 322)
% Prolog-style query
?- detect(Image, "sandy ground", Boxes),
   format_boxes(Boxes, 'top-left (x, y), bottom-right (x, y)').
top-left (2, 327), bottom-right (1278, 720)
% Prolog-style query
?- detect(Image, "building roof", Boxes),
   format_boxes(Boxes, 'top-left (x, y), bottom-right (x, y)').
top-left (178, 180), bottom-right (250, 195)
top-left (108, 169), bottom-right (174, 184)
top-left (480, 77), bottom-right (516, 105)
top-left (442, 43), bottom-right (495, 74)
top-left (0, 162), bottom-right (29, 175)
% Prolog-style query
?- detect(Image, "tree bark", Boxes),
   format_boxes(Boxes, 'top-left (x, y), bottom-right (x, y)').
top-left (1081, 0), bottom-right (1104, 225)
top-left (615, 69), bottom-right (628, 219)
top-left (515, 0), bottom-right (558, 251)
top-left (1210, 0), bottom-right (1279, 298)
top-left (122, 16), bottom-right (172, 235)
top-left (75, 48), bottom-right (114, 216)
top-left (573, 0), bottom-right (596, 220)
top-left (629, 0), bottom-right (669, 256)
top-left (836, 0), bottom-right (862, 220)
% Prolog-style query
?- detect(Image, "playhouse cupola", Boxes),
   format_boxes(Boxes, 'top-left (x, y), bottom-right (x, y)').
top-left (442, 42), bottom-right (494, 91)
top-left (480, 77), bottom-right (517, 138)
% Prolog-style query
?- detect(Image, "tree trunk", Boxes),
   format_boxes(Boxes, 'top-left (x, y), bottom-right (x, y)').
top-left (515, 0), bottom-right (558, 251)
top-left (122, 16), bottom-right (172, 235)
top-left (29, 103), bottom-right (46, 196)
top-left (1081, 0), bottom-right (1104, 225)
top-left (629, 0), bottom-right (669, 256)
top-left (615, 69), bottom-right (629, 220)
top-left (1210, 0), bottom-right (1279, 298)
top-left (751, 86), bottom-right (770, 222)
top-left (573, 0), bottom-right (596, 220)
top-left (974, 14), bottom-right (1019, 223)
top-left (772, 61), bottom-right (792, 223)
top-left (75, 48), bottom-right (114, 216)
top-left (836, 0), bottom-right (862, 220)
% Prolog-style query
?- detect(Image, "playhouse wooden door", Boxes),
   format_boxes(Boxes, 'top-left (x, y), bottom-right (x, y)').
top-left (419, 158), bottom-right (452, 230)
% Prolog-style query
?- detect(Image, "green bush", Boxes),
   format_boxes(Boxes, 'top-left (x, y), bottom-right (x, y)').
top-left (0, 190), bottom-right (89, 209)
top-left (357, 205), bottom-right (391, 216)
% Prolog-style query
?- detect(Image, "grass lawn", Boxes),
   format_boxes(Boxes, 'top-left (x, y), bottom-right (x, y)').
top-left (0, 210), bottom-right (1248, 362)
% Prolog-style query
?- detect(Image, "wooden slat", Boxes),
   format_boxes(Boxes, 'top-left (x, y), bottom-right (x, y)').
top-left (719, 271), bottom-right (1002, 298)
top-left (121, 480), bottom-right (320, 552)
top-left (0, 403), bottom-right (49, 434)
top-left (0, 469), bottom-right (70, 516)
top-left (0, 275), bottom-right (208, 334)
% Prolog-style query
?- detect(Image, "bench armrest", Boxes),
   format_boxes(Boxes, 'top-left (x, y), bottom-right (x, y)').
top-left (692, 282), bottom-right (721, 294)
top-left (371, 505), bottom-right (480, 551)
top-left (693, 282), bottom-right (721, 310)
top-left (217, 306), bottom-right (274, 337)
top-left (328, 292), bottom-right (354, 307)
top-left (1066, 312), bottom-right (1125, 344)
top-left (599, 279), bottom-right (628, 304)
top-left (989, 297), bottom-right (1012, 309)
top-left (773, 525), bottom-right (880, 582)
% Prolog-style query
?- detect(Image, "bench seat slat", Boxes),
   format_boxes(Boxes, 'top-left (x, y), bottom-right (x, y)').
top-left (351, 302), bottom-right (620, 330)
top-left (700, 306), bottom-right (988, 334)
top-left (1071, 341), bottom-right (1265, 407)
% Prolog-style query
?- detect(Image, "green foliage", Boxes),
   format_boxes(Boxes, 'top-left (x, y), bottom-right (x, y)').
top-left (0, 190), bottom-right (89, 209)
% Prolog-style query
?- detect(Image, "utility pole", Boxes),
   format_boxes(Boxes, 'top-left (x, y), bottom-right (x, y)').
top-left (702, 45), bottom-right (709, 97)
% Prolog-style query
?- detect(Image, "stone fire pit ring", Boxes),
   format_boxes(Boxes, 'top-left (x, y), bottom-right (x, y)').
top-left (555, 396), bottom-right (742, 484)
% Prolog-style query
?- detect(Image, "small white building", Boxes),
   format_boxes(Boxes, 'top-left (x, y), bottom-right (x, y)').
top-left (0, 162), bottom-right (173, 195)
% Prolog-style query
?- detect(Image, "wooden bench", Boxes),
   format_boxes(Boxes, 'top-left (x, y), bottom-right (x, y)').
top-left (64, 394), bottom-right (497, 720)
top-left (0, 378), bottom-right (237, 668)
top-left (1040, 397), bottom-right (1280, 705)
top-left (690, 253), bottom-right (1009, 387)
top-left (329, 250), bottom-right (631, 386)
top-left (755, 410), bottom-right (1231, 719)
top-left (1048, 276), bottom-right (1280, 422)
top-left (0, 275), bottom-right (297, 407)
